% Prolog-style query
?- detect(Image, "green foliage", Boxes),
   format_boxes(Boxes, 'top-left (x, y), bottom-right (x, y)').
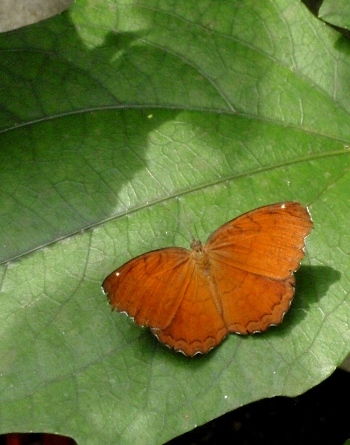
top-left (319, 0), bottom-right (350, 30)
top-left (1, 1), bottom-right (350, 444)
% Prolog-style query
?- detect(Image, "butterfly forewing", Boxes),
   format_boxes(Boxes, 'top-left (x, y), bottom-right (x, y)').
top-left (103, 247), bottom-right (192, 329)
top-left (206, 202), bottom-right (313, 280)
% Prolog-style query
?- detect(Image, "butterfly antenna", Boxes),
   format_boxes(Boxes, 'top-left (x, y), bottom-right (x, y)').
top-left (162, 199), bottom-right (198, 245)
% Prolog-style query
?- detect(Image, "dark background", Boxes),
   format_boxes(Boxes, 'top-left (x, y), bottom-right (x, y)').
top-left (168, 368), bottom-right (350, 444)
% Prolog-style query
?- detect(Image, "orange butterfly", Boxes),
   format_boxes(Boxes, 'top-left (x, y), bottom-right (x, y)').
top-left (103, 202), bottom-right (313, 356)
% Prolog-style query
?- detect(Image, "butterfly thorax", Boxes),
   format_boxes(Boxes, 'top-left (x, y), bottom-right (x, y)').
top-left (190, 239), bottom-right (211, 272)
top-left (190, 238), bottom-right (223, 314)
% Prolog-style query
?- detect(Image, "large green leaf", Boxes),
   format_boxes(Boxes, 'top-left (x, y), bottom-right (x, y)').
top-left (1, 1), bottom-right (350, 444)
